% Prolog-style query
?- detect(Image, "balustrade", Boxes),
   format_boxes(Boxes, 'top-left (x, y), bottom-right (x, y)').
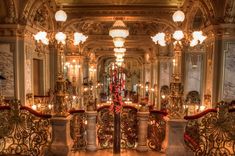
top-left (0, 99), bottom-right (51, 156)
top-left (184, 102), bottom-right (235, 156)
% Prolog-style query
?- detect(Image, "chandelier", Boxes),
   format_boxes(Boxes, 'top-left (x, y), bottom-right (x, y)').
top-left (151, 9), bottom-right (207, 119)
top-left (33, 9), bottom-right (88, 116)
top-left (34, 9), bottom-right (88, 52)
top-left (151, 10), bottom-right (206, 47)
top-left (109, 20), bottom-right (129, 66)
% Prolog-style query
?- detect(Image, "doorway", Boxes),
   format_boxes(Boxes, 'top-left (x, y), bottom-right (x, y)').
top-left (33, 59), bottom-right (43, 96)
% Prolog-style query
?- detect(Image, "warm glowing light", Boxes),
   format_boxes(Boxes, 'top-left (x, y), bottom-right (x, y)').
top-left (84, 87), bottom-right (88, 91)
top-left (55, 32), bottom-right (66, 44)
top-left (199, 105), bottom-right (206, 111)
top-left (172, 10), bottom-right (185, 22)
top-left (74, 32), bottom-right (88, 45)
top-left (34, 31), bottom-right (49, 45)
top-left (173, 30), bottom-right (184, 41)
top-left (114, 47), bottom-right (126, 53)
top-left (115, 52), bottom-right (125, 58)
top-left (55, 10), bottom-right (67, 22)
top-left (48, 104), bottom-right (52, 110)
top-left (113, 38), bottom-right (125, 47)
top-left (32, 104), bottom-right (37, 110)
top-left (109, 20), bottom-right (129, 39)
top-left (172, 59), bottom-right (176, 66)
top-left (190, 39), bottom-right (198, 47)
top-left (151, 32), bottom-right (166, 46)
top-left (161, 95), bottom-right (166, 99)
top-left (192, 31), bottom-right (207, 43)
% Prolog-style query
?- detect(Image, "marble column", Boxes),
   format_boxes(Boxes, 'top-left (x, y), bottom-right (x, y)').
top-left (166, 119), bottom-right (193, 156)
top-left (47, 116), bottom-right (73, 156)
top-left (86, 111), bottom-right (97, 151)
top-left (136, 109), bottom-right (149, 152)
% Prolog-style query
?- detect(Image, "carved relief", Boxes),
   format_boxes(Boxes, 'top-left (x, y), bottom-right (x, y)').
top-left (66, 20), bottom-right (173, 36)
top-left (4, 0), bottom-right (17, 23)
top-left (224, 0), bottom-right (235, 23)
top-left (66, 21), bottom-right (111, 35)
top-left (129, 21), bottom-right (173, 35)
top-left (33, 5), bottom-right (49, 28)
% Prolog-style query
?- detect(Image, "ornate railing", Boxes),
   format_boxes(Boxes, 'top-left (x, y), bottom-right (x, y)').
top-left (0, 100), bottom-right (52, 156)
top-left (121, 106), bottom-right (138, 148)
top-left (147, 110), bottom-right (167, 151)
top-left (97, 105), bottom-right (138, 149)
top-left (69, 110), bottom-right (87, 150)
top-left (184, 102), bottom-right (235, 156)
top-left (97, 106), bottom-right (113, 148)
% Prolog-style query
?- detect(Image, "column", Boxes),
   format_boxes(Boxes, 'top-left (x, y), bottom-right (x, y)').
top-left (166, 119), bottom-right (193, 156)
top-left (48, 116), bottom-right (73, 156)
top-left (168, 42), bottom-right (184, 119)
top-left (86, 111), bottom-right (97, 151)
top-left (136, 108), bottom-right (149, 152)
top-left (53, 44), bottom-right (68, 116)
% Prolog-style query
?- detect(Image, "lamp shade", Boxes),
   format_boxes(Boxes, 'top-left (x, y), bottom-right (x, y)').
top-left (74, 32), bottom-right (88, 45)
top-left (113, 38), bottom-right (125, 47)
top-left (173, 30), bottom-right (184, 41)
top-left (34, 31), bottom-right (49, 45)
top-left (151, 32), bottom-right (166, 46)
top-left (55, 32), bottom-right (67, 44)
top-left (109, 20), bottom-right (129, 39)
top-left (55, 10), bottom-right (67, 22)
top-left (114, 47), bottom-right (126, 53)
top-left (172, 10), bottom-right (185, 22)
top-left (115, 52), bottom-right (125, 59)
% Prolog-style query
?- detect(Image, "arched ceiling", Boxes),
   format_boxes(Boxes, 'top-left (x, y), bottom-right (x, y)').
top-left (2, 0), bottom-right (235, 62)
top-left (55, 0), bottom-right (185, 60)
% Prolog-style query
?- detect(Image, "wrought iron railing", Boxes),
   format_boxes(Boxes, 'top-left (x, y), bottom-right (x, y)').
top-left (184, 102), bottom-right (235, 156)
top-left (69, 110), bottom-right (87, 150)
top-left (147, 110), bottom-right (167, 151)
top-left (97, 105), bottom-right (138, 149)
top-left (120, 106), bottom-right (138, 148)
top-left (0, 100), bottom-right (52, 156)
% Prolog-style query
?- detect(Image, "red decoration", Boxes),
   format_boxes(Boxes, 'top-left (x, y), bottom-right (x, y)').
top-left (109, 64), bottom-right (125, 114)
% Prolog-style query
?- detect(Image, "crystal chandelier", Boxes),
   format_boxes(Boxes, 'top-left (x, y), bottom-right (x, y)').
top-left (109, 20), bottom-right (129, 66)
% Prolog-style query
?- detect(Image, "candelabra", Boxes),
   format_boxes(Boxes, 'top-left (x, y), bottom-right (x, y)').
top-left (151, 9), bottom-right (206, 118)
top-left (34, 9), bottom-right (87, 116)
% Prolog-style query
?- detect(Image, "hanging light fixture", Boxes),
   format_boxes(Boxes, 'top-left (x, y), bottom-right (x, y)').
top-left (151, 10), bottom-right (206, 46)
top-left (55, 9), bottom-right (67, 22)
top-left (109, 20), bottom-right (129, 66)
top-left (34, 9), bottom-right (88, 47)
top-left (74, 32), bottom-right (88, 45)
top-left (109, 20), bottom-right (129, 39)
top-left (172, 10), bottom-right (185, 23)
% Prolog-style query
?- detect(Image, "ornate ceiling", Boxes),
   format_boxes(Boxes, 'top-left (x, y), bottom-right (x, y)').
top-left (55, 0), bottom-right (186, 60)
top-left (55, 0), bottom-right (185, 6)
top-left (1, 0), bottom-right (235, 63)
